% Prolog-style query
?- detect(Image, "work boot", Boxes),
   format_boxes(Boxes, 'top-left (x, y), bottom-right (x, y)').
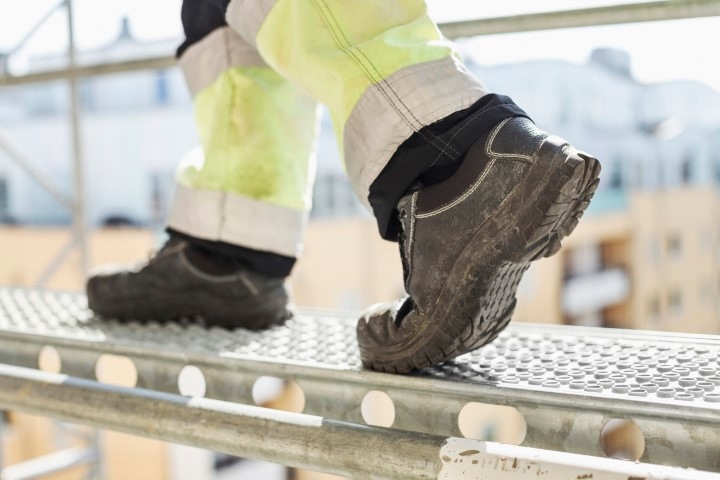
top-left (86, 238), bottom-right (291, 329)
top-left (357, 117), bottom-right (601, 373)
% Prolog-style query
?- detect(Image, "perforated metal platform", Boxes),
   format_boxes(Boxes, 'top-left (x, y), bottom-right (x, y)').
top-left (1, 288), bottom-right (719, 471)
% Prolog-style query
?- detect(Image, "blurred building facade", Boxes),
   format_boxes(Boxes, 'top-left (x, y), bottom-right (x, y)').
top-left (468, 49), bottom-right (720, 333)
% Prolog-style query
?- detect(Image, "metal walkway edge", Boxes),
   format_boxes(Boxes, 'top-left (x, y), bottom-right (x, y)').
top-left (0, 364), bottom-right (716, 480)
top-left (0, 288), bottom-right (719, 475)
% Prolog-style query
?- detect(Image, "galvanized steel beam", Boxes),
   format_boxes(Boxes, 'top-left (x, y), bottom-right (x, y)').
top-left (1, 289), bottom-right (720, 471)
top-left (65, 0), bottom-right (90, 276)
top-left (0, 56), bottom-right (177, 86)
top-left (0, 364), bottom-right (716, 480)
top-left (439, 0), bottom-right (720, 38)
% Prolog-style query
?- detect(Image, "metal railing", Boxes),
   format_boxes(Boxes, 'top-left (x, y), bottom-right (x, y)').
top-left (0, 2), bottom-right (99, 477)
top-left (0, 0), bottom-right (89, 287)
top-left (2, 0), bottom-right (720, 88)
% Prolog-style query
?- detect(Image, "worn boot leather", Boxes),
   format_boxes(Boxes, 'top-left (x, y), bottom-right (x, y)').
top-left (87, 238), bottom-right (291, 329)
top-left (358, 117), bottom-right (601, 373)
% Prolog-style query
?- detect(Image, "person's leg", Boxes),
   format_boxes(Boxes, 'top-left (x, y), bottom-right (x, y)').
top-left (86, 0), bottom-right (319, 328)
top-left (225, 0), bottom-right (600, 370)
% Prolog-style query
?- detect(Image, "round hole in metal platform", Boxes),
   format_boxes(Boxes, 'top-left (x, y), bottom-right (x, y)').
top-left (38, 346), bottom-right (61, 373)
top-left (458, 403), bottom-right (526, 445)
top-left (600, 419), bottom-right (645, 460)
top-left (95, 354), bottom-right (137, 388)
top-left (360, 391), bottom-right (395, 428)
top-left (178, 365), bottom-right (206, 397)
top-left (252, 376), bottom-right (305, 413)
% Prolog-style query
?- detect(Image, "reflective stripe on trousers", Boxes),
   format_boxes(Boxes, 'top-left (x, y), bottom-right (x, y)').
top-left (171, 0), bottom-right (490, 256)
top-left (226, 0), bottom-right (489, 208)
top-left (168, 27), bottom-right (319, 258)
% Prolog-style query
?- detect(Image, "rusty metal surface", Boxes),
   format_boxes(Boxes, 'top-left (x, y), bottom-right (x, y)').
top-left (0, 288), bottom-right (719, 471)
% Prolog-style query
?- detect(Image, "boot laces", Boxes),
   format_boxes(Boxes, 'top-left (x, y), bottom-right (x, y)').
top-left (397, 207), bottom-right (411, 290)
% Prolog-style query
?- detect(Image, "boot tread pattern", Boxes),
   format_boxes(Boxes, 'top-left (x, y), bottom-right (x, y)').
top-left (365, 151), bottom-right (601, 373)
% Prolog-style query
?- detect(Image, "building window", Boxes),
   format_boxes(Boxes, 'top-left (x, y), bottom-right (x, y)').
top-left (634, 162), bottom-right (643, 188)
top-left (155, 70), bottom-right (169, 106)
top-left (666, 233), bottom-right (682, 259)
top-left (648, 295), bottom-right (661, 322)
top-left (647, 237), bottom-right (661, 265)
top-left (0, 176), bottom-right (9, 220)
top-left (668, 289), bottom-right (683, 317)
top-left (564, 243), bottom-right (601, 277)
top-left (657, 162), bottom-right (665, 189)
top-left (608, 160), bottom-right (624, 189)
top-left (699, 229), bottom-right (713, 253)
top-left (150, 171), bottom-right (172, 226)
top-left (311, 174), bottom-right (363, 218)
top-left (78, 79), bottom-right (95, 111)
top-left (700, 282), bottom-right (715, 307)
top-left (681, 155), bottom-right (693, 184)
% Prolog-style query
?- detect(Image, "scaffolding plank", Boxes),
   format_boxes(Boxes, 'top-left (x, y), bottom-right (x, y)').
top-left (0, 288), bottom-right (719, 471)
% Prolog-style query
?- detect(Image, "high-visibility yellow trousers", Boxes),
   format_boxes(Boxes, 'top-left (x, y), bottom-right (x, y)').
top-left (168, 1), bottom-right (488, 259)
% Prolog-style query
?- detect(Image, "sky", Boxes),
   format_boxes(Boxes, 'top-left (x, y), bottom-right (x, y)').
top-left (0, 0), bottom-right (719, 91)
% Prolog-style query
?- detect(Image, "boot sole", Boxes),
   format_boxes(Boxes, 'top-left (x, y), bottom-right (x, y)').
top-left (363, 139), bottom-right (601, 373)
top-left (89, 287), bottom-right (290, 330)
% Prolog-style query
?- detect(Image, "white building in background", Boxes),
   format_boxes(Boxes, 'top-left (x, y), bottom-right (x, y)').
top-left (1, 22), bottom-right (719, 226)
top-left (469, 48), bottom-right (720, 195)
top-left (0, 20), bottom-right (193, 226)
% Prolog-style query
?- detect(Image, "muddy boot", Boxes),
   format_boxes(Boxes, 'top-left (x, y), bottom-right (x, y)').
top-left (357, 117), bottom-right (601, 373)
top-left (86, 237), bottom-right (291, 329)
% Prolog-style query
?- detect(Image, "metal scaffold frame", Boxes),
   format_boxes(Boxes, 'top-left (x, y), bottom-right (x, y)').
top-left (2, 1), bottom-right (720, 478)
top-left (0, 363), bottom-right (717, 480)
top-left (0, 0), bottom-right (89, 287)
top-left (0, 2), bottom-right (102, 477)
top-left (0, 289), bottom-right (719, 478)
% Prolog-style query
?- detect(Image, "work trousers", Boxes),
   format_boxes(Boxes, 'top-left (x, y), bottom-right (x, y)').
top-left (168, 0), bottom-right (527, 277)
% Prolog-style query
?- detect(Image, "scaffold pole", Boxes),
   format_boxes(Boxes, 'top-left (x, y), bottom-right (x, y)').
top-left (0, 364), bottom-right (715, 480)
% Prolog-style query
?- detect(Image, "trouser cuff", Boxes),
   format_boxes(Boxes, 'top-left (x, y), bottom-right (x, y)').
top-left (167, 228), bottom-right (295, 278)
top-left (369, 94), bottom-right (531, 240)
top-left (167, 182), bottom-right (308, 258)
